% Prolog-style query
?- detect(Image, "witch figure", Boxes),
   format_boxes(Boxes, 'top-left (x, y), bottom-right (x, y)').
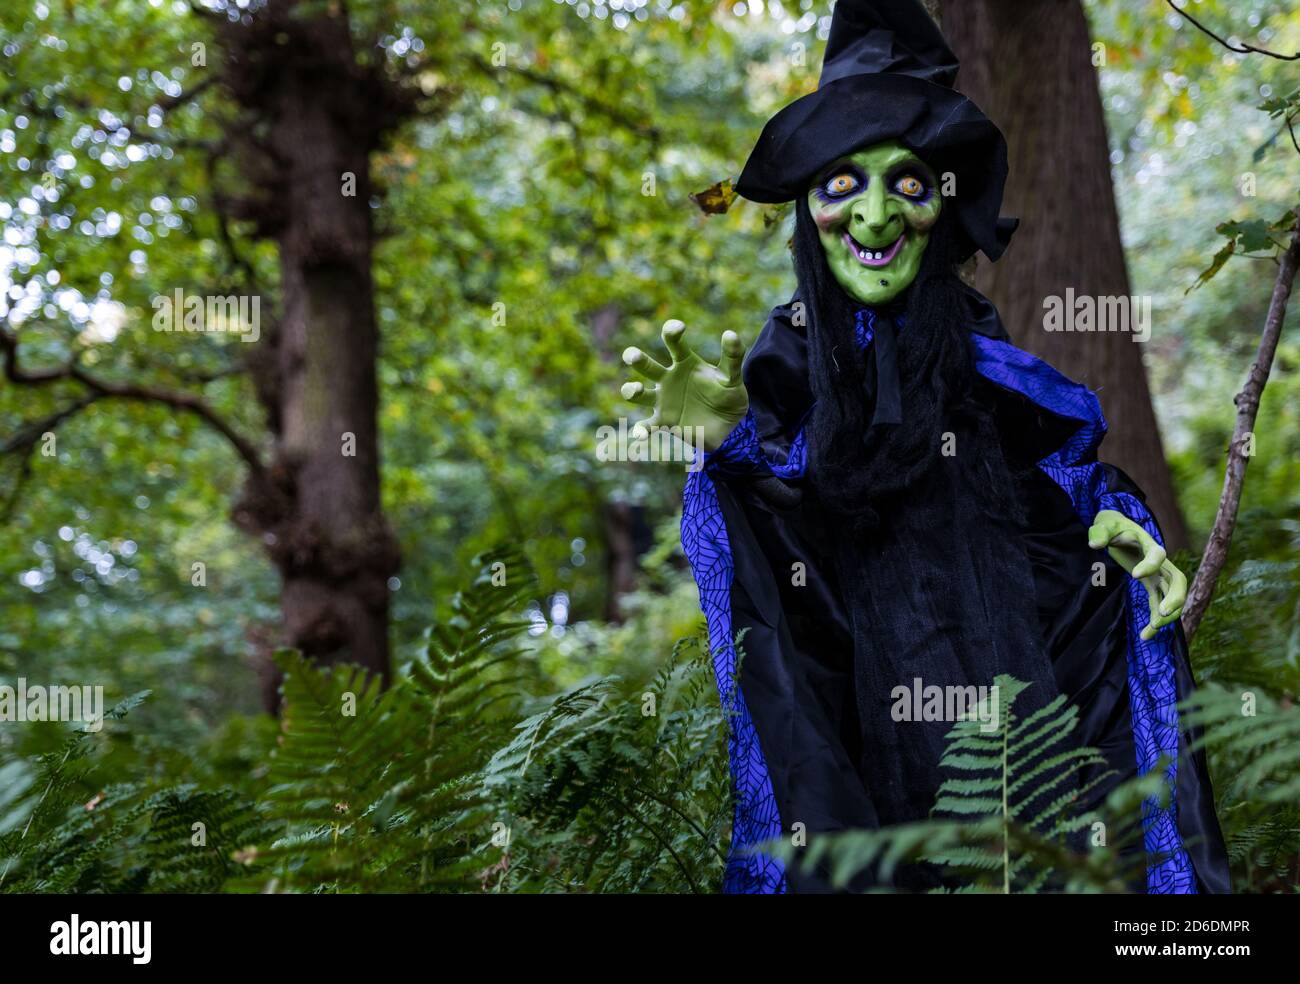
top-left (618, 0), bottom-right (1230, 894)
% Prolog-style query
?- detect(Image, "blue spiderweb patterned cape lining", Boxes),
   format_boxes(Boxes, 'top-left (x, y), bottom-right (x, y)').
top-left (680, 313), bottom-right (1195, 894)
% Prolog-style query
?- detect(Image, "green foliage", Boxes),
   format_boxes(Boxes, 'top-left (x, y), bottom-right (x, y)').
top-left (237, 550), bottom-right (536, 892)
top-left (141, 786), bottom-right (268, 893)
top-left (0, 551), bottom-right (542, 894)
top-left (1183, 516), bottom-right (1300, 891)
top-left (482, 635), bottom-right (730, 893)
top-left (1182, 683), bottom-right (1300, 890)
top-left (1190, 554), bottom-right (1300, 694)
top-left (925, 677), bottom-right (1112, 891)
top-left (0, 690), bottom-right (151, 892)
top-left (1184, 685), bottom-right (1300, 805)
top-left (0, 552), bottom-right (732, 895)
top-left (1190, 209), bottom-right (1298, 291)
top-left (1256, 86), bottom-right (1300, 159)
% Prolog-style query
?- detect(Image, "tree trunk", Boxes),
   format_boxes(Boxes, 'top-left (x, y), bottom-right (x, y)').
top-left (940, 0), bottom-right (1189, 549)
top-left (219, 2), bottom-right (409, 696)
top-left (602, 501), bottom-right (637, 623)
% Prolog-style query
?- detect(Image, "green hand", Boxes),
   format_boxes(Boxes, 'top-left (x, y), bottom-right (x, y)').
top-left (620, 319), bottom-right (749, 452)
top-left (1087, 509), bottom-right (1188, 641)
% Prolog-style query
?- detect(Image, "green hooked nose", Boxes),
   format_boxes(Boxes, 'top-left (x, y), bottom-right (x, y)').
top-left (849, 182), bottom-right (903, 247)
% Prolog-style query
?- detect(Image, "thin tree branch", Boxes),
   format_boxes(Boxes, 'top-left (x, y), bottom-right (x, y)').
top-left (1164, 0), bottom-right (1299, 61)
top-left (1, 393), bottom-right (101, 520)
top-left (2, 326), bottom-right (266, 478)
top-left (0, 442), bottom-right (35, 523)
top-left (1, 393), bottom-right (101, 455)
top-left (1, 327), bottom-right (73, 386)
top-left (174, 363), bottom-right (247, 385)
top-left (68, 366), bottom-right (266, 477)
top-left (156, 72), bottom-right (219, 111)
top-left (465, 53), bottom-right (661, 144)
top-left (1183, 223), bottom-right (1300, 642)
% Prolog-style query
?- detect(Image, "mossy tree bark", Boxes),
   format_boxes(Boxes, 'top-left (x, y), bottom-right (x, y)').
top-left (217, 2), bottom-right (411, 699)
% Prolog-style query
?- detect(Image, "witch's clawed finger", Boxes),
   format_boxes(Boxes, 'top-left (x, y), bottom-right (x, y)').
top-left (622, 346), bottom-right (667, 382)
top-left (620, 381), bottom-right (657, 407)
top-left (631, 412), bottom-right (661, 439)
top-left (661, 319), bottom-right (691, 363)
top-left (1157, 559), bottom-right (1187, 618)
top-left (1132, 535), bottom-right (1166, 580)
top-left (719, 330), bottom-right (745, 385)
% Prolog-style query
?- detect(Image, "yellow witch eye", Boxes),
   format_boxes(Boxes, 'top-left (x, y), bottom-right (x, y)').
top-left (895, 175), bottom-right (925, 197)
top-left (825, 173), bottom-right (860, 196)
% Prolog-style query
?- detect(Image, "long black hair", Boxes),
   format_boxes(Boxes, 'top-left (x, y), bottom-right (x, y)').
top-left (793, 196), bottom-right (1018, 533)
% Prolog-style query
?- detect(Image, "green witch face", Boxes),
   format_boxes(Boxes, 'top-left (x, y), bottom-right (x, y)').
top-left (806, 139), bottom-right (942, 306)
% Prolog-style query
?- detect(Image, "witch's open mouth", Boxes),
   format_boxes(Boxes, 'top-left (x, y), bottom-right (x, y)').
top-left (843, 231), bottom-right (904, 268)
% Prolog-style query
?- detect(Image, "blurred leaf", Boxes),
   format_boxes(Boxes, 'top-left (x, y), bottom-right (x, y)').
top-left (688, 178), bottom-right (738, 215)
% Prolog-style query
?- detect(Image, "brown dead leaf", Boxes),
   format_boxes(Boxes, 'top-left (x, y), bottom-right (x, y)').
top-left (689, 178), bottom-right (738, 215)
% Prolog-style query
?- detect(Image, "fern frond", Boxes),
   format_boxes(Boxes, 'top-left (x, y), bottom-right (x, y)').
top-left (775, 673), bottom-right (1152, 893)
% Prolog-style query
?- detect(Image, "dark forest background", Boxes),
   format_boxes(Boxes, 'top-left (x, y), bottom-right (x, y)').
top-left (1, 0), bottom-right (1297, 893)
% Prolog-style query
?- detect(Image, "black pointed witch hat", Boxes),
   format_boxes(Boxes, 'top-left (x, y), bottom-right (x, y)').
top-left (736, 0), bottom-right (1017, 261)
